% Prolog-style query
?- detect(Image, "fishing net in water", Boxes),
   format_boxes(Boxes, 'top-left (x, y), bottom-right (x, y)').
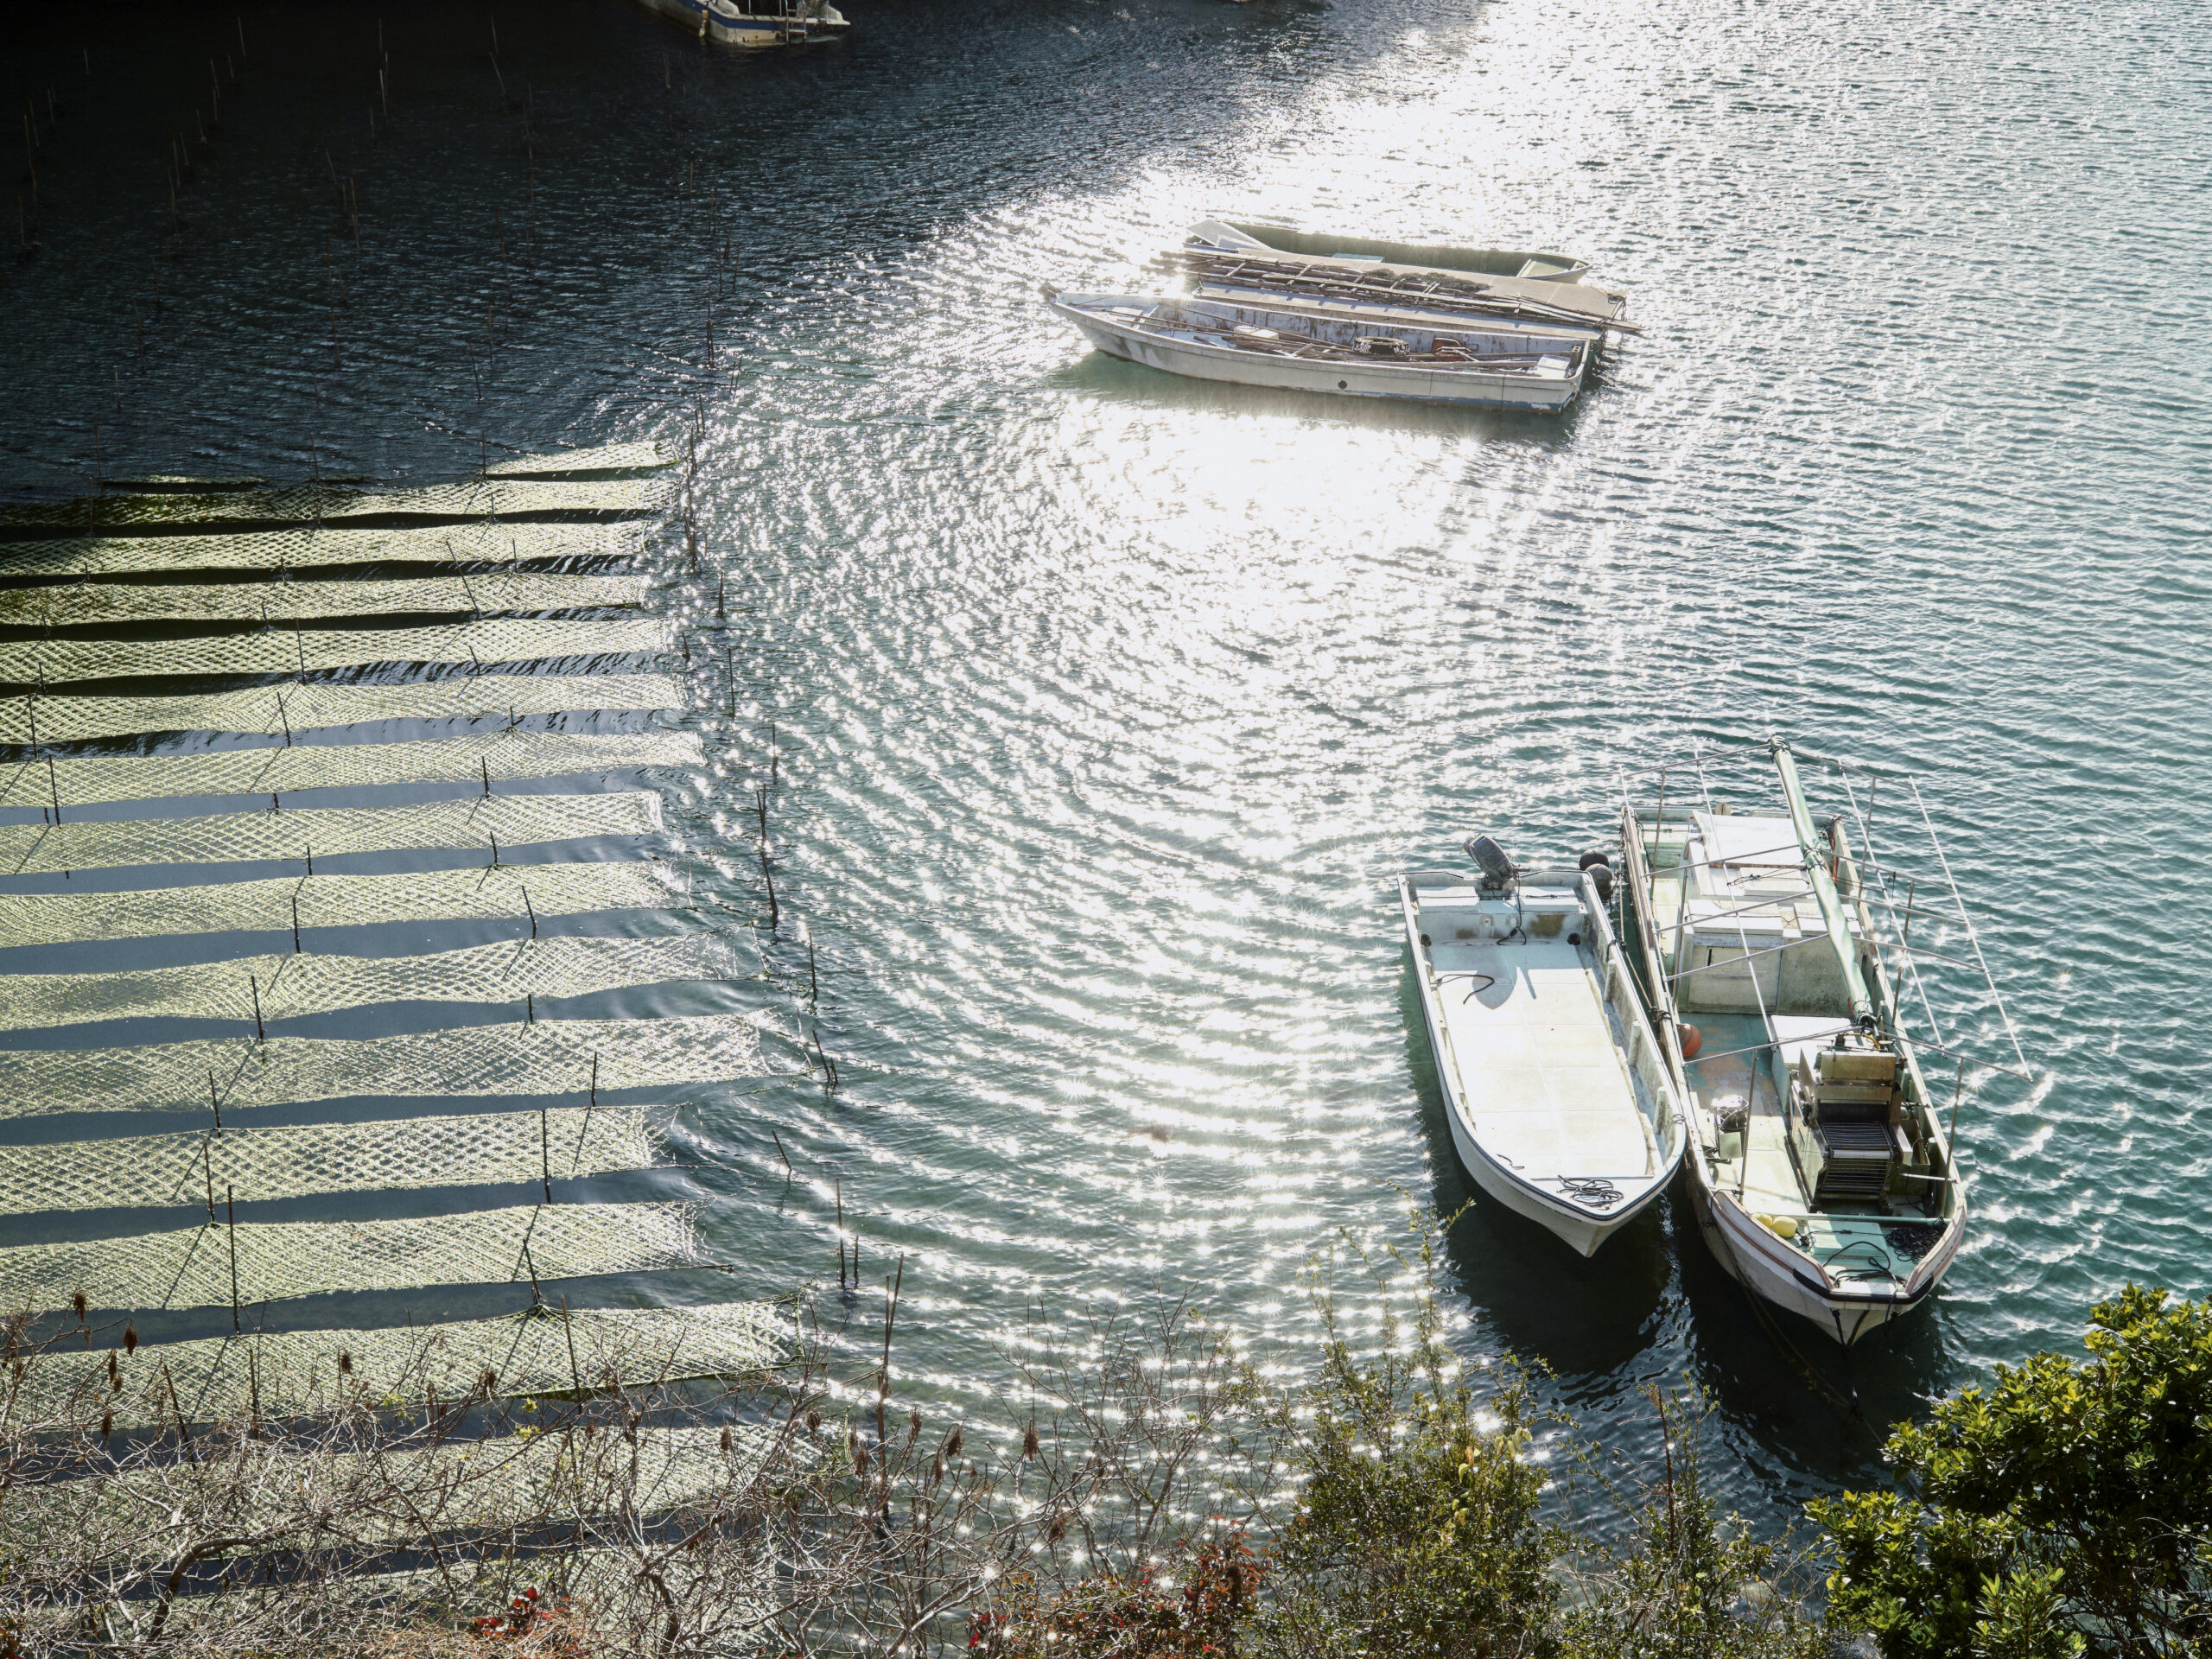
top-left (0, 1104), bottom-right (659, 1217)
top-left (0, 1013), bottom-right (767, 1119)
top-left (0, 476), bottom-right (671, 534)
top-left (0, 572), bottom-right (649, 628)
top-left (0, 860), bottom-right (684, 949)
top-left (0, 789), bottom-right (662, 875)
top-left (0, 931), bottom-right (738, 1032)
top-left (16, 1424), bottom-right (777, 1574)
top-left (488, 442), bottom-right (673, 476)
top-left (0, 522), bottom-right (636, 581)
top-left (22, 1301), bottom-right (780, 1430)
top-left (370, 1423), bottom-right (770, 1535)
top-left (0, 727), bottom-right (702, 810)
top-left (0, 618), bottom-right (669, 686)
top-left (0, 1200), bottom-right (702, 1314)
top-left (149, 1548), bottom-right (753, 1638)
top-left (0, 671), bottom-right (679, 745)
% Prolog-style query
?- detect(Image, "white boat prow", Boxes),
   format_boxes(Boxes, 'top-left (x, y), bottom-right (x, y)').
top-left (1401, 856), bottom-right (1686, 1255)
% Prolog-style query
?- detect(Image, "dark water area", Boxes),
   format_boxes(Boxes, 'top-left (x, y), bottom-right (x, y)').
top-left (2, 0), bottom-right (2209, 1539)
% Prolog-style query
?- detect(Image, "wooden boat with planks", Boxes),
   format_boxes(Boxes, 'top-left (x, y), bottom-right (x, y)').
top-left (1159, 219), bottom-right (1634, 346)
top-left (1044, 289), bottom-right (1593, 412)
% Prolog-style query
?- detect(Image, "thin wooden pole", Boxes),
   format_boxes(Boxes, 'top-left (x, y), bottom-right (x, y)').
top-left (225, 1184), bottom-right (240, 1332)
top-left (559, 1294), bottom-right (583, 1395)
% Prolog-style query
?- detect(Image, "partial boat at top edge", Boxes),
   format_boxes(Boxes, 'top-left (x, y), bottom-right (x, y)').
top-left (635, 0), bottom-right (849, 48)
top-left (1401, 836), bottom-right (1687, 1256)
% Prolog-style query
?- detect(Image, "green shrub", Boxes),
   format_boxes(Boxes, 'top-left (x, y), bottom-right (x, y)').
top-left (1813, 1286), bottom-right (2212, 1659)
top-left (1557, 1386), bottom-right (1832, 1659)
top-left (1250, 1226), bottom-right (1561, 1659)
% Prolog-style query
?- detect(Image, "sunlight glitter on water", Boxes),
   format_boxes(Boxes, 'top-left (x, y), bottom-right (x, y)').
top-left (0, 0), bottom-right (2205, 1541)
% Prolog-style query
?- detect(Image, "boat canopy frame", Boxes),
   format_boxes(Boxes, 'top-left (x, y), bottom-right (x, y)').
top-left (1618, 738), bottom-right (2032, 1087)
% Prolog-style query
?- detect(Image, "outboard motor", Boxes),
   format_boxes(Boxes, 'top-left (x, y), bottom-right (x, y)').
top-left (1465, 834), bottom-right (1516, 895)
top-left (1578, 849), bottom-right (1614, 904)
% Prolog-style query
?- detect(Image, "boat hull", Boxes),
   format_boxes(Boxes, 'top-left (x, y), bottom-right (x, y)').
top-left (1685, 1166), bottom-right (1963, 1344)
top-left (1421, 986), bottom-right (1650, 1256)
top-left (1400, 874), bottom-right (1681, 1256)
top-left (1057, 302), bottom-right (1581, 413)
top-left (1216, 219), bottom-right (1591, 283)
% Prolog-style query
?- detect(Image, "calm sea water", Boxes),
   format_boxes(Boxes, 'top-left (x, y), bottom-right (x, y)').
top-left (2, 0), bottom-right (2206, 1534)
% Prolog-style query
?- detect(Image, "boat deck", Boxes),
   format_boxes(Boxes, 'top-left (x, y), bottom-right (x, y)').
top-left (1688, 1013), bottom-right (1941, 1289)
top-left (1431, 939), bottom-right (1657, 1183)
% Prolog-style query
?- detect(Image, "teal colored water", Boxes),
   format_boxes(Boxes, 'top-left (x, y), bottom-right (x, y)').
top-left (0, 0), bottom-right (2205, 1531)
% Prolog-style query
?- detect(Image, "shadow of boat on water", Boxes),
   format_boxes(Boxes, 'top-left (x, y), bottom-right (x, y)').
top-left (1396, 955), bottom-right (1673, 1376)
top-left (1670, 1185), bottom-right (1964, 1484)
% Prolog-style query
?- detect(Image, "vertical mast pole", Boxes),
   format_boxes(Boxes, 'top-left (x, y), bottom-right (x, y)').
top-left (1769, 739), bottom-right (1873, 1027)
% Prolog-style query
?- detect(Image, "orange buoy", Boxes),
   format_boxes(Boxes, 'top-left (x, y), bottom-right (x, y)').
top-left (1678, 1023), bottom-right (1703, 1059)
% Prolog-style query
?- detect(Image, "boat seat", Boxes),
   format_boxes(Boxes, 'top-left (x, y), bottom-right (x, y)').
top-left (1791, 1048), bottom-right (1908, 1205)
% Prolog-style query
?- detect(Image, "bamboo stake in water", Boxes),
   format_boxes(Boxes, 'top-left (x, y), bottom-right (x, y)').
top-left (875, 1253), bottom-right (906, 1449)
top-left (226, 1184), bottom-right (240, 1332)
top-left (560, 1294), bottom-right (583, 1393)
top-left (754, 783), bottom-right (778, 933)
top-left (572, 1053), bottom-right (598, 1173)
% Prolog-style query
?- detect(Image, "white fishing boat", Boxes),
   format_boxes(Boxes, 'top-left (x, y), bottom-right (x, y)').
top-left (635, 0), bottom-right (849, 48)
top-left (1614, 739), bottom-right (2030, 1345)
top-left (1400, 837), bottom-right (1687, 1255)
top-left (1160, 219), bottom-right (1634, 346)
top-left (1044, 290), bottom-right (1592, 412)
